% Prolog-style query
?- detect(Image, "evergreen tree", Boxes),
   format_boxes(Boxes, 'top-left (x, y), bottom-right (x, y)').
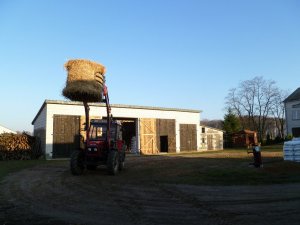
top-left (223, 108), bottom-right (241, 148)
top-left (223, 108), bottom-right (241, 134)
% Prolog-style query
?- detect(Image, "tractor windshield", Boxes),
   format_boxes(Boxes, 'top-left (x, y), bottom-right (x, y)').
top-left (89, 123), bottom-right (107, 140)
top-left (89, 121), bottom-right (119, 141)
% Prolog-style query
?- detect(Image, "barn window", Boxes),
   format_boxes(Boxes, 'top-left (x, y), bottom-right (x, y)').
top-left (292, 110), bottom-right (300, 120)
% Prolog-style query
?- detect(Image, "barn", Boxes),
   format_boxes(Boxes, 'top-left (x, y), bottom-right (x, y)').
top-left (32, 100), bottom-right (204, 159)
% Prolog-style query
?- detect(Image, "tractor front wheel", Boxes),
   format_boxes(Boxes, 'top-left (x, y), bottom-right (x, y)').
top-left (70, 150), bottom-right (85, 175)
top-left (107, 150), bottom-right (119, 175)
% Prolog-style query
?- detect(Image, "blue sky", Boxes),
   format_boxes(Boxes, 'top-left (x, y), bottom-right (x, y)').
top-left (0, 0), bottom-right (299, 132)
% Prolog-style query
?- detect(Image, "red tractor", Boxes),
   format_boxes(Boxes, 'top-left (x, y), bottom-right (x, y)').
top-left (70, 85), bottom-right (126, 175)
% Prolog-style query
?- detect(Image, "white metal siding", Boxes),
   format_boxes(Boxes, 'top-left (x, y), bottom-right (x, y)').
top-left (33, 105), bottom-right (47, 130)
top-left (32, 106), bottom-right (47, 155)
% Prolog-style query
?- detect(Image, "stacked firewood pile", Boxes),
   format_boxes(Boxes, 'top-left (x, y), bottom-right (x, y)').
top-left (0, 133), bottom-right (42, 160)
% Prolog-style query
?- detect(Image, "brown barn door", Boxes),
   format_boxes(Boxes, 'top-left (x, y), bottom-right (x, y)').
top-left (53, 115), bottom-right (80, 158)
top-left (207, 134), bottom-right (213, 150)
top-left (139, 118), bottom-right (158, 154)
top-left (156, 119), bottom-right (176, 153)
top-left (180, 124), bottom-right (197, 151)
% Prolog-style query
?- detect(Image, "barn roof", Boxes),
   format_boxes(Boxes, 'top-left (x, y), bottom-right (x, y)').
top-left (200, 125), bottom-right (224, 132)
top-left (233, 129), bottom-right (257, 135)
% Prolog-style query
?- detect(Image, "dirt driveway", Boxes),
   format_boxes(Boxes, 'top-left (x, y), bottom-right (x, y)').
top-left (1, 154), bottom-right (300, 225)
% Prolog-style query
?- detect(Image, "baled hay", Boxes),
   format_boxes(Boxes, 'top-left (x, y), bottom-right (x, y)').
top-left (64, 59), bottom-right (106, 82)
top-left (62, 59), bottom-right (106, 102)
top-left (62, 80), bottom-right (103, 102)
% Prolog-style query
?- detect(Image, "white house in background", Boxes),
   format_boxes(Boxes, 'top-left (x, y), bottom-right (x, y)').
top-left (284, 87), bottom-right (300, 137)
top-left (199, 125), bottom-right (224, 150)
top-left (0, 125), bottom-right (16, 134)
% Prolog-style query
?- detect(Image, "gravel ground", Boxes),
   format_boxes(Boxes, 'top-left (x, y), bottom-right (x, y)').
top-left (1, 154), bottom-right (300, 225)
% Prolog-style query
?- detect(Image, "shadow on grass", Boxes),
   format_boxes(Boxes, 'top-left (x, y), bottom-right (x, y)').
top-left (84, 153), bottom-right (300, 186)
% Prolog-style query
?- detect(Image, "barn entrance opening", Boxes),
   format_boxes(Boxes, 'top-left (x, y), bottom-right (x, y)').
top-left (106, 117), bottom-right (137, 152)
top-left (160, 136), bottom-right (168, 153)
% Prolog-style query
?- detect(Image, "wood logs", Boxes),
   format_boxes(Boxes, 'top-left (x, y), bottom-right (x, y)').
top-left (0, 133), bottom-right (42, 160)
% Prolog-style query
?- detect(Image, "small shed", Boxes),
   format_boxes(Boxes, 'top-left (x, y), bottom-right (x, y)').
top-left (200, 125), bottom-right (224, 150)
top-left (231, 130), bottom-right (258, 148)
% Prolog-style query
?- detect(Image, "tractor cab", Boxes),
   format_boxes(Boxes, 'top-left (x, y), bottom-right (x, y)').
top-left (89, 119), bottom-right (123, 143)
top-left (82, 119), bottom-right (125, 173)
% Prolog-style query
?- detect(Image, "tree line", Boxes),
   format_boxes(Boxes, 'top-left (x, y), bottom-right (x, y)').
top-left (203, 76), bottom-right (289, 144)
top-left (225, 76), bottom-right (288, 143)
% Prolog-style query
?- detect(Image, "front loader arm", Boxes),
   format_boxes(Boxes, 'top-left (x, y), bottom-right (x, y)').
top-left (102, 85), bottom-right (112, 146)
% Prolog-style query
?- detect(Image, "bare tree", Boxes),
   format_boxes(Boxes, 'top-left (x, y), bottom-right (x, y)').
top-left (225, 88), bottom-right (247, 129)
top-left (225, 76), bottom-right (282, 142)
top-left (270, 89), bottom-right (288, 139)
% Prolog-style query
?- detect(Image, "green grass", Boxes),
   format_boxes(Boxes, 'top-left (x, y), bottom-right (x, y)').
top-left (185, 161), bottom-right (300, 185)
top-left (223, 144), bottom-right (284, 152)
top-left (120, 144), bottom-right (300, 186)
top-left (129, 157), bottom-right (300, 186)
top-left (259, 144), bottom-right (284, 152)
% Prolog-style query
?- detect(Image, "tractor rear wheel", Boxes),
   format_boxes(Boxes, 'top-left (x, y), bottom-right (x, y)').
top-left (70, 150), bottom-right (85, 175)
top-left (107, 150), bottom-right (119, 175)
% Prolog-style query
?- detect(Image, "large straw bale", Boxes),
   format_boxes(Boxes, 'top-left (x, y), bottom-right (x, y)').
top-left (65, 59), bottom-right (106, 82)
top-left (62, 59), bottom-right (106, 102)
